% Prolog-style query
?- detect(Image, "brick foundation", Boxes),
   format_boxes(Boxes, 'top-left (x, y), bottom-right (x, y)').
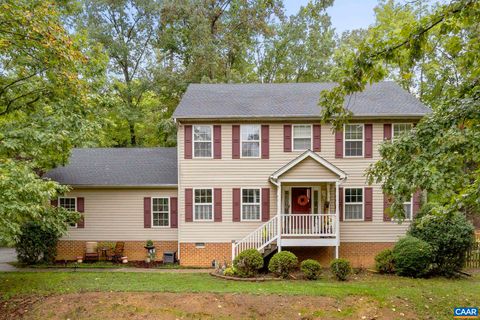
top-left (179, 242), bottom-right (231, 267)
top-left (287, 242), bottom-right (394, 268)
top-left (56, 240), bottom-right (178, 261)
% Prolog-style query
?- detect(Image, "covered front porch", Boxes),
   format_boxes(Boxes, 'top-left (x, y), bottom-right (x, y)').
top-left (232, 150), bottom-right (347, 260)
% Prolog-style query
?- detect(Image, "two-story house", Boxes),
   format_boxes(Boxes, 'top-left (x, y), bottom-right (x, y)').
top-left (46, 82), bottom-right (430, 267)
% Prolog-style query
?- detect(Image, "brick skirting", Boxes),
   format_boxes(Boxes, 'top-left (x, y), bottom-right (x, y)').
top-left (179, 242), bottom-right (232, 267)
top-left (56, 240), bottom-right (178, 261)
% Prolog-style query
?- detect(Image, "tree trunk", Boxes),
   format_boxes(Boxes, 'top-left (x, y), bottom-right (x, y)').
top-left (129, 122), bottom-right (136, 146)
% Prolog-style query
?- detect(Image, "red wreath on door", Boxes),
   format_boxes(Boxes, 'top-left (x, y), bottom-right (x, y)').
top-left (297, 195), bottom-right (309, 206)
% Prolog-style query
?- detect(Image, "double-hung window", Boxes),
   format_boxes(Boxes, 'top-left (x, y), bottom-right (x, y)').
top-left (59, 197), bottom-right (77, 227)
top-left (241, 125), bottom-right (260, 158)
top-left (194, 189), bottom-right (213, 221)
top-left (392, 123), bottom-right (413, 140)
top-left (344, 188), bottom-right (363, 220)
top-left (344, 124), bottom-right (364, 157)
top-left (241, 188), bottom-right (261, 221)
top-left (403, 196), bottom-right (412, 220)
top-left (152, 198), bottom-right (169, 227)
top-left (292, 125), bottom-right (312, 150)
top-left (193, 125), bottom-right (212, 158)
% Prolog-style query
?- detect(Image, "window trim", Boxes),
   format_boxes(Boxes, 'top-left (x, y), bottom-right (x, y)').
top-left (240, 187), bottom-right (262, 222)
top-left (240, 124), bottom-right (261, 159)
top-left (292, 124), bottom-right (313, 151)
top-left (392, 123), bottom-right (413, 140)
top-left (58, 196), bottom-right (78, 228)
top-left (343, 123), bottom-right (365, 158)
top-left (402, 195), bottom-right (413, 221)
top-left (151, 197), bottom-right (170, 228)
top-left (192, 125), bottom-right (213, 159)
top-left (193, 188), bottom-right (214, 222)
top-left (343, 187), bottom-right (364, 221)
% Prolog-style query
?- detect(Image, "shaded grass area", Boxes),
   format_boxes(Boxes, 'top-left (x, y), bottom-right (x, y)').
top-left (0, 271), bottom-right (479, 319)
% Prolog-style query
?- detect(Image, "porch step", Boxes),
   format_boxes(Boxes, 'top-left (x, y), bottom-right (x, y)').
top-left (261, 242), bottom-right (278, 258)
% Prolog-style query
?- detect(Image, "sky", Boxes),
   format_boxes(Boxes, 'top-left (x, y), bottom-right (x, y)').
top-left (283, 0), bottom-right (379, 34)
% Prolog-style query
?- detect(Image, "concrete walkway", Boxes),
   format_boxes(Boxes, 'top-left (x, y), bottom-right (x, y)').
top-left (0, 249), bottom-right (212, 273)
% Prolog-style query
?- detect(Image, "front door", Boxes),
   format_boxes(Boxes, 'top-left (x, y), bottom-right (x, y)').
top-left (291, 188), bottom-right (312, 214)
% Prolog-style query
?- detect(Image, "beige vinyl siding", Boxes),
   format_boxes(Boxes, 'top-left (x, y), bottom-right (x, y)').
top-left (62, 188), bottom-right (178, 241)
top-left (178, 121), bottom-right (411, 243)
top-left (280, 157), bottom-right (339, 180)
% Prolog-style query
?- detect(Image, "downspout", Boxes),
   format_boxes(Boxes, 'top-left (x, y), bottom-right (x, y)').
top-left (270, 176), bottom-right (282, 252)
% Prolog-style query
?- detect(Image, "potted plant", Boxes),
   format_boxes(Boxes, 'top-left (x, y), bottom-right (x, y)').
top-left (144, 240), bottom-right (156, 263)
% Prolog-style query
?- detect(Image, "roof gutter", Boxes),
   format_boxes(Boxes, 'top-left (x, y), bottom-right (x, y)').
top-left (64, 184), bottom-right (178, 189)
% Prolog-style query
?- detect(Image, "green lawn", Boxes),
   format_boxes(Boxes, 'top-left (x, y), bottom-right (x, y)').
top-left (0, 271), bottom-right (479, 319)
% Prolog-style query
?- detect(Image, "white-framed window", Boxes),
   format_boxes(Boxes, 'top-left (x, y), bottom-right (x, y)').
top-left (193, 125), bottom-right (212, 158)
top-left (392, 123), bottom-right (413, 140)
top-left (194, 188), bottom-right (213, 221)
top-left (241, 125), bottom-right (260, 158)
top-left (59, 197), bottom-right (77, 227)
top-left (152, 197), bottom-right (169, 227)
top-left (292, 124), bottom-right (312, 151)
top-left (241, 188), bottom-right (261, 221)
top-left (403, 196), bottom-right (412, 220)
top-left (344, 124), bottom-right (364, 157)
top-left (344, 188), bottom-right (363, 220)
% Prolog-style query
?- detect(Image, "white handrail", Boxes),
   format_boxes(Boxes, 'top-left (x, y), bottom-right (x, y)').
top-left (281, 214), bottom-right (336, 236)
top-left (232, 215), bottom-right (279, 259)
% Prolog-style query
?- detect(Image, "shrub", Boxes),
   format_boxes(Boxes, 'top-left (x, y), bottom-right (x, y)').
top-left (408, 211), bottom-right (475, 277)
top-left (300, 259), bottom-right (322, 280)
top-left (223, 267), bottom-right (236, 277)
top-left (268, 251), bottom-right (298, 278)
top-left (15, 222), bottom-right (60, 265)
top-left (330, 258), bottom-right (351, 281)
top-left (233, 249), bottom-right (263, 277)
top-left (393, 236), bottom-right (432, 278)
top-left (375, 249), bottom-right (395, 274)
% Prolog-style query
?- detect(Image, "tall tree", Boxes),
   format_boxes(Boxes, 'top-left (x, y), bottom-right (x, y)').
top-left (0, 0), bottom-right (107, 243)
top-left (318, 0), bottom-right (480, 220)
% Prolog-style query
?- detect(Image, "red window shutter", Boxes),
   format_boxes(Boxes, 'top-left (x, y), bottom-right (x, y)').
top-left (184, 125), bottom-right (192, 159)
top-left (365, 124), bottom-right (373, 158)
top-left (185, 189), bottom-right (193, 222)
top-left (364, 188), bottom-right (373, 221)
top-left (144, 197), bottom-right (151, 228)
top-left (335, 130), bottom-right (343, 158)
top-left (262, 188), bottom-right (270, 222)
top-left (51, 199), bottom-right (58, 207)
top-left (214, 188), bottom-right (222, 222)
top-left (384, 123), bottom-right (392, 141)
top-left (232, 125), bottom-right (240, 159)
top-left (339, 187), bottom-right (343, 221)
top-left (77, 197), bottom-right (85, 228)
top-left (383, 193), bottom-right (392, 221)
top-left (413, 190), bottom-right (422, 216)
top-left (283, 125), bottom-right (292, 152)
top-left (170, 197), bottom-right (178, 228)
top-left (261, 125), bottom-right (269, 159)
top-left (232, 188), bottom-right (241, 222)
top-left (313, 124), bottom-right (321, 152)
top-left (213, 125), bottom-right (222, 159)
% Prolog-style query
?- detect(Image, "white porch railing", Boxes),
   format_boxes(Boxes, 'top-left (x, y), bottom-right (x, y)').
top-left (232, 214), bottom-right (337, 259)
top-left (232, 215), bottom-right (279, 259)
top-left (281, 214), bottom-right (336, 236)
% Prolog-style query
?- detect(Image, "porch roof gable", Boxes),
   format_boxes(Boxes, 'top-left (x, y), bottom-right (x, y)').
top-left (270, 150), bottom-right (347, 181)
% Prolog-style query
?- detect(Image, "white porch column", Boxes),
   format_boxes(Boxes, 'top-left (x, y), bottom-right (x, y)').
top-left (277, 181), bottom-right (282, 252)
top-left (335, 181), bottom-right (340, 259)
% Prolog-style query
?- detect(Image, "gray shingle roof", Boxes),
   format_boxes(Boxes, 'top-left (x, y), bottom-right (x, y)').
top-left (44, 148), bottom-right (177, 187)
top-left (173, 81), bottom-right (430, 119)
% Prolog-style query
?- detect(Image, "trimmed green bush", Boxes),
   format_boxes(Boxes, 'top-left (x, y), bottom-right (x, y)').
top-left (330, 258), bottom-right (351, 281)
top-left (393, 236), bottom-right (432, 278)
top-left (15, 222), bottom-right (60, 264)
top-left (375, 249), bottom-right (395, 274)
top-left (268, 251), bottom-right (298, 278)
top-left (233, 249), bottom-right (263, 277)
top-left (300, 259), bottom-right (322, 280)
top-left (408, 211), bottom-right (475, 277)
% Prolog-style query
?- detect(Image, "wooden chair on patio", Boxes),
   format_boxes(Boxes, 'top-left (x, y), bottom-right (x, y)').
top-left (84, 241), bottom-right (100, 262)
top-left (107, 241), bottom-right (125, 263)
